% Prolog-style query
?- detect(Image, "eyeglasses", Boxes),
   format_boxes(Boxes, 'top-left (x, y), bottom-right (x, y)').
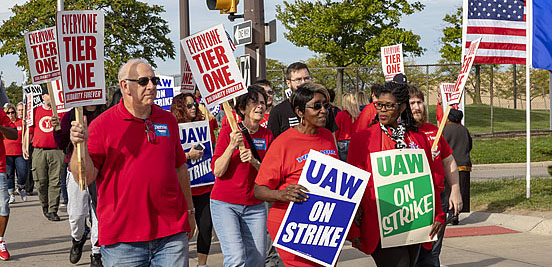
top-left (144, 119), bottom-right (157, 143)
top-left (266, 89), bottom-right (274, 95)
top-left (126, 76), bottom-right (160, 86)
top-left (186, 102), bottom-right (198, 109)
top-left (375, 102), bottom-right (400, 111)
top-left (306, 102), bottom-right (331, 111)
top-left (6, 111), bottom-right (15, 115)
top-left (289, 77), bottom-right (311, 83)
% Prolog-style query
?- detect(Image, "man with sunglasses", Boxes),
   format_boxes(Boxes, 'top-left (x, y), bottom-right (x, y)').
top-left (69, 59), bottom-right (195, 267)
top-left (267, 62), bottom-right (311, 138)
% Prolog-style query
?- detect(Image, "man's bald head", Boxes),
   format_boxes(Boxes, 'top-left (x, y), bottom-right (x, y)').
top-left (118, 59), bottom-right (153, 82)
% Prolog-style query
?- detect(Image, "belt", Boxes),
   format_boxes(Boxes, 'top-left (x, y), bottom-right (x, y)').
top-left (458, 166), bottom-right (472, 172)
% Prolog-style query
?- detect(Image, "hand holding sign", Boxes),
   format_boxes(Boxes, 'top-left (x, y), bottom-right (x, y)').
top-left (278, 184), bottom-right (310, 203)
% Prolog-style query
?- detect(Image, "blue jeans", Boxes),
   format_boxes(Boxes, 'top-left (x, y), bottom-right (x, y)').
top-left (101, 232), bottom-right (189, 267)
top-left (0, 173), bottom-right (9, 216)
top-left (210, 199), bottom-right (267, 267)
top-left (6, 155), bottom-right (27, 191)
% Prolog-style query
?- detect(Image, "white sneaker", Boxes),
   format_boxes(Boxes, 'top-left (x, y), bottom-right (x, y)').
top-left (19, 189), bottom-right (27, 202)
top-left (8, 194), bottom-right (15, 204)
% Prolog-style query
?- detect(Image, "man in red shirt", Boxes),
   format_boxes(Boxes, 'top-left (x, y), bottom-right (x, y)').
top-left (0, 109), bottom-right (17, 261)
top-left (26, 89), bottom-right (65, 222)
top-left (69, 59), bottom-right (195, 266)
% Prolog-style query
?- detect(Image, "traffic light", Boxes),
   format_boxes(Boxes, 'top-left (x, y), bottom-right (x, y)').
top-left (206, 0), bottom-right (239, 14)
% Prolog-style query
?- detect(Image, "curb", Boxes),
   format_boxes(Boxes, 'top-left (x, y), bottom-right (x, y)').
top-left (462, 211), bottom-right (552, 235)
top-left (472, 161), bottom-right (552, 170)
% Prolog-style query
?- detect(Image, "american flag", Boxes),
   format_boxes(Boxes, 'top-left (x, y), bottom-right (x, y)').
top-left (463, 0), bottom-right (526, 64)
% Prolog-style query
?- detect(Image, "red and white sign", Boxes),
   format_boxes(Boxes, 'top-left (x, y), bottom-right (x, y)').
top-left (451, 37), bottom-right (481, 105)
top-left (180, 59), bottom-right (196, 94)
top-left (440, 83), bottom-right (465, 124)
top-left (25, 27), bottom-right (61, 84)
top-left (56, 10), bottom-right (106, 108)
top-left (50, 79), bottom-right (72, 113)
top-left (181, 24), bottom-right (246, 110)
top-left (381, 44), bottom-right (404, 81)
top-left (25, 93), bottom-right (33, 127)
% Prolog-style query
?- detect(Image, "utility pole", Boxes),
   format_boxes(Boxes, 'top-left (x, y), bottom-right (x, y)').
top-left (513, 64), bottom-right (517, 109)
top-left (179, 0), bottom-right (190, 76)
top-left (244, 0), bottom-right (266, 81)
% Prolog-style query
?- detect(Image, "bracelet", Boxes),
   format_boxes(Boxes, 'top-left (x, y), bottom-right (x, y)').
top-left (188, 208), bottom-right (195, 215)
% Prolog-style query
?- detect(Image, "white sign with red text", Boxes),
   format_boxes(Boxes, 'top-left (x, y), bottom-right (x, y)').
top-left (181, 24), bottom-right (246, 110)
top-left (56, 10), bottom-right (106, 108)
top-left (25, 26), bottom-right (61, 84)
top-left (381, 44), bottom-right (405, 81)
top-left (440, 83), bottom-right (465, 124)
top-left (25, 93), bottom-right (33, 127)
top-left (451, 37), bottom-right (481, 105)
top-left (180, 59), bottom-right (196, 94)
top-left (23, 84), bottom-right (45, 108)
top-left (50, 79), bottom-right (72, 113)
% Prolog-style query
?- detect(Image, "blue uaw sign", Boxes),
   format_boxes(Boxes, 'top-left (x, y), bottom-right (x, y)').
top-left (154, 75), bottom-right (176, 110)
top-left (178, 121), bottom-right (215, 187)
top-left (274, 150), bottom-right (370, 267)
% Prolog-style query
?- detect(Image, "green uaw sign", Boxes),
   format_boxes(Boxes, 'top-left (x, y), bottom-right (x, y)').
top-left (371, 149), bottom-right (436, 248)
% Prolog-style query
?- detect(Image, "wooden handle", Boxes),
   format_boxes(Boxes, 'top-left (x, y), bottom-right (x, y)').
top-left (432, 105), bottom-right (451, 152)
top-left (46, 82), bottom-right (61, 131)
top-left (75, 107), bottom-right (87, 191)
top-left (222, 101), bottom-right (246, 150)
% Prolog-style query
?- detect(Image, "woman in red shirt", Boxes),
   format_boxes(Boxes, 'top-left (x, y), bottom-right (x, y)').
top-left (210, 86), bottom-right (273, 267)
top-left (335, 93), bottom-right (360, 161)
top-left (347, 81), bottom-right (445, 267)
top-left (254, 82), bottom-right (338, 267)
top-left (170, 93), bottom-right (218, 267)
top-left (3, 104), bottom-right (27, 203)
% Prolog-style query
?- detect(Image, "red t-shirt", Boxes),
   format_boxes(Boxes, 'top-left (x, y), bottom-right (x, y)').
top-left (221, 111), bottom-right (241, 129)
top-left (191, 118), bottom-right (219, 196)
top-left (353, 102), bottom-right (377, 134)
top-left (255, 127), bottom-right (337, 267)
top-left (260, 113), bottom-right (269, 128)
top-left (417, 123), bottom-right (452, 162)
top-left (222, 111), bottom-right (269, 129)
top-left (0, 110), bottom-right (15, 173)
top-left (30, 105), bottom-right (65, 149)
top-left (87, 102), bottom-right (189, 246)
top-left (436, 102), bottom-right (444, 125)
top-left (346, 124), bottom-right (445, 255)
top-left (4, 119), bottom-right (22, 156)
top-left (210, 124), bottom-right (273, 205)
top-left (335, 110), bottom-right (358, 141)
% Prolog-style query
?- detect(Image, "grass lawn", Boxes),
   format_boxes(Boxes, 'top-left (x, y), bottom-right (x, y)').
top-left (427, 104), bottom-right (550, 134)
top-left (471, 178), bottom-right (552, 212)
top-left (471, 135), bottom-right (552, 164)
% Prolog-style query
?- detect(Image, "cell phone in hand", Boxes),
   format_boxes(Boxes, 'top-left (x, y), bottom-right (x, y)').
top-left (194, 143), bottom-right (205, 151)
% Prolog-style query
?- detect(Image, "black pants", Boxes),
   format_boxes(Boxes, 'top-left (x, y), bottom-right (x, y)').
top-left (459, 171), bottom-right (470, 212)
top-left (193, 191), bottom-right (213, 254)
top-left (372, 241), bottom-right (420, 267)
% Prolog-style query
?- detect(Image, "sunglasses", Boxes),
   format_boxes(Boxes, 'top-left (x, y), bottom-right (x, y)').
top-left (6, 111), bottom-right (15, 115)
top-left (266, 89), bottom-right (274, 95)
top-left (375, 102), bottom-right (400, 111)
top-left (144, 119), bottom-right (157, 144)
top-left (126, 76), bottom-right (160, 86)
top-left (306, 102), bottom-right (331, 111)
top-left (186, 102), bottom-right (198, 109)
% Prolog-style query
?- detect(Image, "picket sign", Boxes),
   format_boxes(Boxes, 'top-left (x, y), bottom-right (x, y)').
top-left (50, 79), bottom-right (72, 114)
top-left (432, 37), bottom-right (481, 151)
top-left (56, 10), bottom-right (106, 190)
top-left (23, 93), bottom-right (34, 154)
top-left (371, 149), bottom-right (436, 248)
top-left (274, 150), bottom-right (370, 267)
top-left (381, 44), bottom-right (405, 81)
top-left (178, 121), bottom-right (215, 187)
top-left (439, 83), bottom-right (465, 125)
top-left (23, 84), bottom-right (45, 109)
top-left (153, 75), bottom-right (176, 110)
top-left (181, 24), bottom-right (248, 148)
top-left (180, 59), bottom-right (196, 94)
top-left (24, 26), bottom-right (61, 84)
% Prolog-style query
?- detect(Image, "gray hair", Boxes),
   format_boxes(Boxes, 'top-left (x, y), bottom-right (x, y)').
top-left (118, 59), bottom-right (153, 82)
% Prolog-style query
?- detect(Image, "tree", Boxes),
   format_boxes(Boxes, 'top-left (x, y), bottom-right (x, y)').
top-left (439, 7), bottom-right (463, 63)
top-left (0, 0), bottom-right (174, 87)
top-left (276, 0), bottom-right (425, 103)
top-left (5, 81), bottom-right (23, 104)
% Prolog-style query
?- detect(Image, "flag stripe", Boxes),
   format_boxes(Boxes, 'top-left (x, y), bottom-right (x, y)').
top-left (472, 49), bottom-right (525, 58)
top-left (467, 19), bottom-right (526, 29)
top-left (466, 33), bottom-right (525, 44)
top-left (467, 26), bottom-right (525, 36)
top-left (474, 56), bottom-right (526, 65)
top-left (466, 41), bottom-right (526, 51)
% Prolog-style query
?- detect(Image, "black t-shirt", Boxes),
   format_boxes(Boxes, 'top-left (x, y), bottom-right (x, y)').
top-left (267, 100), bottom-right (299, 138)
top-left (325, 105), bottom-right (340, 133)
top-left (443, 123), bottom-right (472, 167)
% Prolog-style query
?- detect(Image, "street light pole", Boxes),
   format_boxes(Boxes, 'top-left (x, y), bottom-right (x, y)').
top-left (179, 0), bottom-right (190, 76)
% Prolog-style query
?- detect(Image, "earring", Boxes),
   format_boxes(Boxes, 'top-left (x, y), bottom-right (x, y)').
top-left (300, 116), bottom-right (304, 125)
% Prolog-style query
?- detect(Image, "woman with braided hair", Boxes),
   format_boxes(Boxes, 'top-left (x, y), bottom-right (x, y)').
top-left (346, 81), bottom-right (445, 267)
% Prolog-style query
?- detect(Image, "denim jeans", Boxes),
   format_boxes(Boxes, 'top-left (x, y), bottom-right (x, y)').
top-left (6, 155), bottom-right (27, 191)
top-left (210, 199), bottom-right (267, 267)
top-left (0, 173), bottom-right (9, 216)
top-left (101, 232), bottom-right (189, 267)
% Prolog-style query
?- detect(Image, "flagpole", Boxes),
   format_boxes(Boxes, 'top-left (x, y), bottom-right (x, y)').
top-left (525, 0), bottom-right (532, 199)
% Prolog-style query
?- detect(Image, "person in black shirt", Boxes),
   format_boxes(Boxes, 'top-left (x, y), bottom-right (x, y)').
top-left (267, 62), bottom-right (311, 138)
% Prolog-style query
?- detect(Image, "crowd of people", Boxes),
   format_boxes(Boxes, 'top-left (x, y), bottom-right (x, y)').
top-left (0, 58), bottom-right (473, 267)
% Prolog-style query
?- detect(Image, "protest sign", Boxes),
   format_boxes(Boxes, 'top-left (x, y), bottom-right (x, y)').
top-left (370, 149), bottom-right (436, 248)
top-left (180, 59), bottom-right (196, 94)
top-left (178, 121), bottom-right (215, 187)
top-left (274, 150), bottom-right (369, 267)
top-left (440, 83), bottom-right (464, 124)
top-left (23, 84), bottom-right (45, 108)
top-left (57, 10), bottom-right (106, 108)
top-left (25, 93), bottom-right (34, 127)
top-left (25, 26), bottom-right (61, 84)
top-left (50, 79), bottom-right (72, 113)
top-left (153, 75), bottom-right (176, 110)
top-left (181, 24), bottom-right (247, 110)
top-left (451, 37), bottom-right (481, 105)
top-left (381, 44), bottom-right (405, 81)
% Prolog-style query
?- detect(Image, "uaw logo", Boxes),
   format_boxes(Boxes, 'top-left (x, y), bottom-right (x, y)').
top-left (39, 116), bottom-right (53, 133)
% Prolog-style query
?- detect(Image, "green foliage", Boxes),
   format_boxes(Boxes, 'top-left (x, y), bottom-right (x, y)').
top-left (5, 81), bottom-right (23, 104)
top-left (439, 7), bottom-right (462, 63)
top-left (265, 58), bottom-right (287, 102)
top-left (471, 178), bottom-right (552, 212)
top-left (0, 0), bottom-right (175, 87)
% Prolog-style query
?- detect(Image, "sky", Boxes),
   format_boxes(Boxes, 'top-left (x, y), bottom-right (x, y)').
top-left (0, 0), bottom-right (461, 85)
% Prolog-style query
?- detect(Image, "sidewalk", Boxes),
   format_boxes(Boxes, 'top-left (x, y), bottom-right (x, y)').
top-left (471, 161), bottom-right (551, 181)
